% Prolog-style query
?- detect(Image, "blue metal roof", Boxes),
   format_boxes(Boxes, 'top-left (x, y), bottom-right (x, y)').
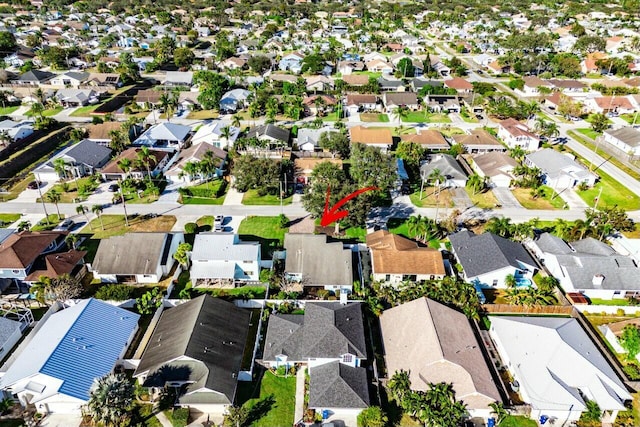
top-left (40, 299), bottom-right (140, 400)
top-left (396, 158), bottom-right (409, 181)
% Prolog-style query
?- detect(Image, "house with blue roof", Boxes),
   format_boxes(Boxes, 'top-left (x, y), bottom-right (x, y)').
top-left (0, 299), bottom-right (139, 414)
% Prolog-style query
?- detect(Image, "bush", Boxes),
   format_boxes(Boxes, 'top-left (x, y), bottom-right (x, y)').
top-left (278, 213), bottom-right (289, 228)
top-left (623, 363), bottom-right (640, 380)
top-left (184, 222), bottom-right (197, 234)
top-left (95, 284), bottom-right (135, 301)
top-left (317, 289), bottom-right (330, 300)
top-left (276, 365), bottom-right (286, 376)
top-left (168, 407), bottom-right (189, 427)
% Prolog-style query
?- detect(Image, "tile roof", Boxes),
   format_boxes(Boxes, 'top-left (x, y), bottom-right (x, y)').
top-left (87, 121), bottom-right (123, 141)
top-left (444, 77), bottom-right (473, 90)
top-left (345, 93), bottom-right (377, 106)
top-left (366, 230), bottom-right (445, 275)
top-left (401, 130), bottom-right (449, 149)
top-left (499, 118), bottom-right (538, 139)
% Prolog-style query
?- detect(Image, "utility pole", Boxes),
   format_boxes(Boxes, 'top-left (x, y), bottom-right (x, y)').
top-left (36, 182), bottom-right (50, 224)
top-left (593, 186), bottom-right (603, 210)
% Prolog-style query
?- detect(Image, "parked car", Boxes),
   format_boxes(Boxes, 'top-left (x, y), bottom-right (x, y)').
top-left (214, 215), bottom-right (224, 224)
top-left (54, 218), bottom-right (73, 231)
top-left (108, 184), bottom-right (119, 192)
top-left (214, 222), bottom-right (223, 232)
top-left (27, 180), bottom-right (43, 189)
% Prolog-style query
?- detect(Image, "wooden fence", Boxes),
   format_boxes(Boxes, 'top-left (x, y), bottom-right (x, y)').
top-left (482, 304), bottom-right (574, 315)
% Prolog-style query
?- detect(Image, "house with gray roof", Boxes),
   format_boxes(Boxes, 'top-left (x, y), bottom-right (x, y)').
top-left (246, 124), bottom-right (290, 147)
top-left (33, 139), bottom-right (112, 183)
top-left (134, 122), bottom-right (192, 151)
top-left (449, 230), bottom-right (537, 288)
top-left (190, 233), bottom-right (262, 286)
top-left (49, 71), bottom-right (90, 87)
top-left (54, 89), bottom-right (98, 107)
top-left (0, 317), bottom-right (24, 364)
top-left (419, 154), bottom-right (468, 188)
top-left (91, 232), bottom-right (184, 284)
top-left (296, 127), bottom-right (336, 152)
top-left (602, 127), bottom-right (640, 158)
top-left (471, 151), bottom-right (517, 188)
top-left (12, 70), bottom-right (55, 86)
top-left (133, 296), bottom-right (250, 415)
top-left (528, 232), bottom-right (640, 300)
top-left (284, 234), bottom-right (356, 293)
top-left (0, 119), bottom-right (34, 142)
top-left (525, 148), bottom-right (597, 189)
top-left (381, 298), bottom-right (502, 419)
top-left (163, 71), bottom-right (194, 87)
top-left (308, 361), bottom-right (370, 415)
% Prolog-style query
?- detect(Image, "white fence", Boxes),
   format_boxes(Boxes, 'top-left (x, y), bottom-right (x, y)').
top-left (574, 305), bottom-right (640, 315)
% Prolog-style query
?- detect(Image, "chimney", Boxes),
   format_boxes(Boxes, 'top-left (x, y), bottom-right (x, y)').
top-left (592, 274), bottom-right (605, 286)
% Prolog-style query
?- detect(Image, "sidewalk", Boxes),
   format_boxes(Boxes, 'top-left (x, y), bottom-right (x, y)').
top-left (223, 186), bottom-right (244, 206)
top-left (293, 366), bottom-right (306, 425)
top-left (154, 411), bottom-right (173, 427)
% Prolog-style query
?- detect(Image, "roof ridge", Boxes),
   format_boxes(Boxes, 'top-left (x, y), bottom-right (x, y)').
top-left (41, 299), bottom-right (92, 372)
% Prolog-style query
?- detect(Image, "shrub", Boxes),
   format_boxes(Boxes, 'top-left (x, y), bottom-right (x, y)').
top-left (276, 365), bottom-right (286, 376)
top-left (168, 407), bottom-right (189, 427)
top-left (184, 222), bottom-right (197, 234)
top-left (278, 213), bottom-right (289, 228)
top-left (317, 289), bottom-right (330, 300)
top-left (623, 363), bottom-right (640, 380)
top-left (95, 284), bottom-right (135, 301)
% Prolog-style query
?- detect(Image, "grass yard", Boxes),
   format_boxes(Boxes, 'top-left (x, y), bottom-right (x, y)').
top-left (511, 186), bottom-right (566, 210)
top-left (576, 128), bottom-right (600, 140)
top-left (437, 127), bottom-right (466, 137)
top-left (0, 174), bottom-right (34, 201)
top-left (623, 223), bottom-right (640, 238)
top-left (401, 112), bottom-right (452, 123)
top-left (360, 113), bottom-right (389, 122)
top-left (465, 188), bottom-right (499, 209)
top-left (238, 216), bottom-right (288, 247)
top-left (25, 107), bottom-right (63, 117)
top-left (82, 214), bottom-right (177, 239)
top-left (31, 214), bottom-right (64, 231)
top-left (186, 109), bottom-right (219, 120)
top-left (0, 213), bottom-right (21, 227)
top-left (69, 104), bottom-right (100, 117)
top-left (0, 106), bottom-right (19, 115)
top-left (500, 415), bottom-right (538, 427)
top-left (588, 298), bottom-right (630, 306)
top-left (242, 189), bottom-right (292, 205)
top-left (40, 177), bottom-right (98, 203)
top-left (621, 113), bottom-right (640, 125)
top-left (577, 168), bottom-right (640, 210)
top-left (320, 111), bottom-right (342, 121)
top-left (179, 180), bottom-right (227, 205)
top-left (409, 188), bottom-right (454, 208)
top-left (239, 371), bottom-right (296, 427)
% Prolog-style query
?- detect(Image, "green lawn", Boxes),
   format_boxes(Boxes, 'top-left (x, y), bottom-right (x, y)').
top-left (40, 177), bottom-right (98, 203)
top-left (576, 128), bottom-right (600, 140)
top-left (321, 111), bottom-right (342, 122)
top-left (186, 109), bottom-right (219, 120)
top-left (25, 107), bottom-right (63, 117)
top-left (577, 168), bottom-right (640, 210)
top-left (31, 214), bottom-right (64, 231)
top-left (401, 112), bottom-right (452, 123)
top-left (69, 104), bottom-right (100, 117)
top-left (179, 180), bottom-right (227, 205)
top-left (511, 186), bottom-right (566, 210)
top-left (360, 113), bottom-right (389, 122)
top-left (465, 188), bottom-right (499, 209)
top-left (588, 298), bottom-right (630, 306)
top-left (0, 106), bottom-right (19, 115)
top-left (0, 213), bottom-right (21, 226)
top-left (240, 371), bottom-right (296, 427)
top-left (621, 113), bottom-right (640, 125)
top-left (242, 189), bottom-right (292, 205)
top-left (81, 215), bottom-right (177, 239)
top-left (409, 188), bottom-right (454, 208)
top-left (238, 216), bottom-right (288, 247)
top-left (501, 415), bottom-right (538, 427)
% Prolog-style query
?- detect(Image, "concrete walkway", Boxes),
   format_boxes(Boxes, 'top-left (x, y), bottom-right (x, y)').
top-left (293, 366), bottom-right (306, 425)
top-left (154, 411), bottom-right (174, 427)
top-left (223, 186), bottom-right (244, 205)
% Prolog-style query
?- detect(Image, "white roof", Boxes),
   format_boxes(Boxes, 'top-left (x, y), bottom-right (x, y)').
top-left (191, 121), bottom-right (239, 145)
top-left (490, 316), bottom-right (631, 412)
top-left (190, 260), bottom-right (237, 280)
top-left (139, 122), bottom-right (191, 142)
top-left (191, 233), bottom-right (260, 261)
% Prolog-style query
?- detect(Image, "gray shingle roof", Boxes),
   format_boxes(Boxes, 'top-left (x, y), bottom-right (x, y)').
top-left (92, 233), bottom-right (170, 275)
top-left (449, 230), bottom-right (536, 277)
top-left (420, 154), bottom-right (467, 181)
top-left (604, 127), bottom-right (640, 148)
top-left (246, 124), bottom-right (290, 143)
top-left (263, 302), bottom-right (366, 361)
top-left (55, 139), bottom-right (112, 167)
top-left (0, 317), bottom-right (21, 345)
top-left (284, 234), bottom-right (353, 287)
top-left (570, 238), bottom-right (616, 256)
top-left (309, 361), bottom-right (370, 409)
top-left (134, 296), bottom-right (251, 404)
top-left (533, 232), bottom-right (572, 255)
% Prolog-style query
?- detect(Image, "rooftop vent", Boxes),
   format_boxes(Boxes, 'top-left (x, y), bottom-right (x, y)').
top-left (592, 274), bottom-right (605, 286)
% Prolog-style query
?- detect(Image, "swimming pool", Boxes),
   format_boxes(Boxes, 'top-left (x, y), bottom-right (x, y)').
top-left (515, 277), bottom-right (532, 288)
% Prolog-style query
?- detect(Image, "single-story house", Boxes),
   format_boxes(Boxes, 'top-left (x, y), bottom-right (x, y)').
top-left (49, 71), bottom-right (90, 88)
top-left (382, 92), bottom-right (419, 112)
top-left (602, 127), bottom-right (640, 158)
top-left (100, 147), bottom-right (171, 181)
top-left (381, 298), bottom-right (502, 419)
top-left (133, 296), bottom-right (250, 416)
top-left (453, 130), bottom-right (506, 153)
top-left (444, 77), bottom-right (473, 93)
top-left (420, 154), bottom-right (467, 188)
top-left (11, 70), bottom-right (55, 86)
top-left (0, 231), bottom-right (68, 286)
top-left (349, 126), bottom-right (393, 152)
top-left (0, 317), bottom-right (24, 363)
top-left (345, 94), bottom-right (379, 116)
top-left (163, 71), bottom-right (194, 87)
top-left (0, 120), bottom-right (34, 142)
top-left (471, 151), bottom-right (517, 188)
top-left (425, 95), bottom-right (461, 113)
top-left (0, 299), bottom-right (139, 414)
top-left (190, 120), bottom-right (239, 149)
top-left (246, 124), bottom-right (290, 147)
top-left (400, 130), bottom-right (450, 151)
top-left (165, 143), bottom-right (227, 184)
top-left (584, 96), bottom-right (635, 115)
top-left (219, 89), bottom-right (251, 114)
top-left (86, 121), bottom-right (126, 144)
top-left (366, 230), bottom-right (445, 283)
top-left (135, 89), bottom-right (162, 107)
top-left (189, 233), bottom-right (262, 287)
top-left (34, 139), bottom-right (112, 183)
top-left (525, 148), bottom-right (597, 189)
top-left (54, 89), bottom-right (98, 107)
top-left (293, 157), bottom-right (343, 185)
top-left (91, 232), bottom-right (184, 283)
top-left (296, 127), bottom-right (336, 152)
top-left (134, 122), bottom-right (191, 151)
top-left (449, 230), bottom-right (537, 289)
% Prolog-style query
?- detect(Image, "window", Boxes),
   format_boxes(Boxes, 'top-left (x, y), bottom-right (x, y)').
top-left (385, 274), bottom-right (391, 281)
top-left (243, 260), bottom-right (253, 264)
top-left (342, 354), bottom-right (353, 363)
top-left (143, 274), bottom-right (153, 278)
top-left (11, 270), bottom-right (20, 274)
top-left (243, 271), bottom-right (254, 276)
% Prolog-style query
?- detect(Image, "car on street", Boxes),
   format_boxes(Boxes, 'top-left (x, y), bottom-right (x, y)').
top-left (27, 181), bottom-right (43, 189)
top-left (214, 215), bottom-right (224, 224)
top-left (54, 218), bottom-right (74, 231)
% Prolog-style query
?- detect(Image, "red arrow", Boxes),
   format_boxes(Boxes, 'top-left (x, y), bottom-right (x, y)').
top-left (320, 186), bottom-right (379, 227)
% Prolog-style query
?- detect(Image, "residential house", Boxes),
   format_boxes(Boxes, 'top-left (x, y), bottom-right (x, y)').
top-left (23, 249), bottom-right (86, 286)
top-left (219, 57), bottom-right (247, 71)
top-left (419, 154), bottom-right (468, 188)
top-left (449, 230), bottom-right (537, 289)
top-left (306, 76), bottom-right (334, 93)
top-left (366, 59), bottom-right (394, 74)
top-left (0, 231), bottom-right (68, 288)
top-left (262, 302), bottom-right (369, 420)
top-left (599, 318), bottom-right (640, 360)
top-left (246, 124), bottom-right (290, 147)
top-left (189, 233), bottom-right (262, 287)
top-left (366, 230), bottom-right (445, 283)
top-left (11, 70), bottom-right (55, 86)
top-left (520, 76), bottom-right (553, 96)
top-left (279, 52), bottom-right (305, 74)
top-left (425, 95), bottom-right (461, 113)
top-left (382, 92), bottom-right (419, 113)
top-left (134, 122), bottom-right (191, 151)
top-left (453, 129), bottom-right (506, 153)
top-left (0, 317), bottom-right (24, 363)
top-left (428, 56), bottom-right (450, 76)
top-left (378, 77), bottom-right (405, 92)
top-left (363, 52), bottom-right (387, 63)
top-left (380, 298), bottom-right (502, 419)
top-left (349, 126), bottom-right (393, 152)
top-left (444, 77), bottom-right (473, 94)
top-left (489, 316), bottom-right (631, 424)
top-left (86, 73), bottom-right (122, 89)
top-left (293, 157), bottom-right (343, 185)
top-left (471, 151), bottom-right (517, 188)
top-left (219, 89), bottom-right (250, 114)
top-left (528, 233), bottom-right (640, 300)
top-left (101, 148), bottom-right (171, 181)
top-left (190, 120), bottom-right (239, 149)
top-left (0, 120), bottom-right (34, 143)
top-left (133, 296), bottom-right (250, 415)
top-left (296, 127), bottom-right (335, 152)
top-left (497, 118), bottom-right (540, 151)
top-left (602, 127), bottom-right (640, 159)
top-left (135, 89), bottom-right (162, 107)
top-left (584, 96), bottom-right (635, 115)
top-left (337, 60), bottom-right (364, 75)
top-left (345, 94), bottom-right (379, 116)
top-left (163, 71), bottom-right (194, 87)
top-left (0, 298), bottom-right (139, 414)
top-left (91, 232), bottom-right (184, 284)
top-left (54, 89), bottom-right (97, 107)
top-left (86, 121), bottom-right (126, 145)
top-left (49, 71), bottom-right (89, 88)
top-left (303, 95), bottom-right (337, 117)
top-left (400, 130), bottom-right (450, 151)
top-left (525, 148), bottom-right (597, 189)
top-left (165, 143), bottom-right (227, 184)
top-left (341, 75), bottom-right (370, 88)
top-left (34, 139), bottom-right (112, 183)
top-left (546, 79), bottom-right (586, 93)
top-left (284, 234), bottom-right (356, 293)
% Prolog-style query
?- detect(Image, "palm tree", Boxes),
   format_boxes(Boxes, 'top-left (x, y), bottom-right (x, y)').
top-left (65, 233), bottom-right (78, 250)
top-left (53, 158), bottom-right (68, 180)
top-left (231, 114), bottom-right (241, 128)
top-left (220, 126), bottom-right (232, 145)
top-left (118, 158), bottom-right (133, 179)
top-left (489, 402), bottom-right (509, 425)
top-left (30, 101), bottom-right (45, 119)
top-left (387, 370), bottom-right (412, 403)
top-left (486, 217), bottom-right (513, 237)
top-left (173, 242), bottom-right (192, 269)
top-left (159, 91), bottom-right (179, 122)
top-left (76, 204), bottom-right (92, 230)
top-left (83, 373), bottom-right (134, 427)
top-left (92, 204), bottom-right (104, 230)
top-left (46, 189), bottom-right (62, 220)
top-left (428, 168), bottom-right (445, 196)
top-left (69, 127), bottom-right (86, 142)
top-left (109, 129), bottom-right (128, 153)
top-left (466, 173), bottom-right (485, 195)
top-left (179, 161), bottom-right (200, 183)
top-left (509, 145), bottom-right (526, 162)
top-left (137, 146), bottom-right (153, 182)
top-left (391, 105), bottom-right (410, 123)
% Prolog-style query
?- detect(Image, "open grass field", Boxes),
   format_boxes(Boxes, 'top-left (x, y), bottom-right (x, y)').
top-left (81, 214), bottom-right (177, 239)
top-left (242, 189), bottom-right (292, 205)
top-left (577, 168), bottom-right (640, 210)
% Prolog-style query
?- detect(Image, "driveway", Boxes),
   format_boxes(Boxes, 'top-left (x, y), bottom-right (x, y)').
top-left (450, 187), bottom-right (472, 209)
top-left (492, 187), bottom-right (522, 209)
top-left (555, 187), bottom-right (588, 209)
top-left (9, 181), bottom-right (56, 203)
top-left (84, 181), bottom-right (119, 206)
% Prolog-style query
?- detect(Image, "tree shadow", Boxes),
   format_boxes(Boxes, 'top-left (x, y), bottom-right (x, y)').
top-left (246, 394), bottom-right (276, 425)
top-left (378, 386), bottom-right (403, 426)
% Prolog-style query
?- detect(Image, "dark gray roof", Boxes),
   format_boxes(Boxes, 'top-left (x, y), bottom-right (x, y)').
top-left (449, 230), bottom-right (537, 277)
top-left (134, 296), bottom-right (251, 404)
top-left (246, 124), bottom-right (290, 143)
top-left (92, 233), bottom-right (171, 275)
top-left (16, 70), bottom-right (54, 82)
top-left (420, 154), bottom-right (467, 181)
top-left (309, 361), bottom-right (369, 409)
top-left (534, 232), bottom-right (572, 255)
top-left (263, 302), bottom-right (366, 362)
top-left (284, 234), bottom-right (353, 287)
top-left (59, 140), bottom-right (112, 167)
top-left (570, 238), bottom-right (616, 256)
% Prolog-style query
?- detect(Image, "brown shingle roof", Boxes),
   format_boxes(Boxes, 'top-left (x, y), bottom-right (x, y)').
top-left (453, 129), bottom-right (503, 147)
top-left (101, 148), bottom-right (169, 174)
top-left (349, 126), bottom-right (393, 145)
top-left (24, 250), bottom-right (86, 282)
top-left (135, 89), bottom-right (162, 104)
top-left (341, 75), bottom-right (370, 86)
top-left (87, 121), bottom-right (122, 141)
top-left (366, 230), bottom-right (445, 275)
top-left (400, 130), bottom-right (449, 148)
top-left (0, 231), bottom-right (66, 269)
top-left (444, 77), bottom-right (473, 91)
top-left (346, 93), bottom-right (377, 106)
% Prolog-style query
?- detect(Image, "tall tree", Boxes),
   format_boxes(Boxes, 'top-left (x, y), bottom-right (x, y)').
top-left (173, 243), bottom-right (192, 269)
top-left (46, 189), bottom-right (62, 219)
top-left (76, 204), bottom-right (92, 230)
top-left (92, 204), bottom-right (104, 230)
top-left (83, 373), bottom-right (134, 427)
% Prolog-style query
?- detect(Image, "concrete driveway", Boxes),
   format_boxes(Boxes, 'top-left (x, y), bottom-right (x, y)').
top-left (556, 187), bottom-right (588, 209)
top-left (9, 181), bottom-right (56, 203)
top-left (84, 181), bottom-right (119, 205)
top-left (492, 187), bottom-right (522, 209)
